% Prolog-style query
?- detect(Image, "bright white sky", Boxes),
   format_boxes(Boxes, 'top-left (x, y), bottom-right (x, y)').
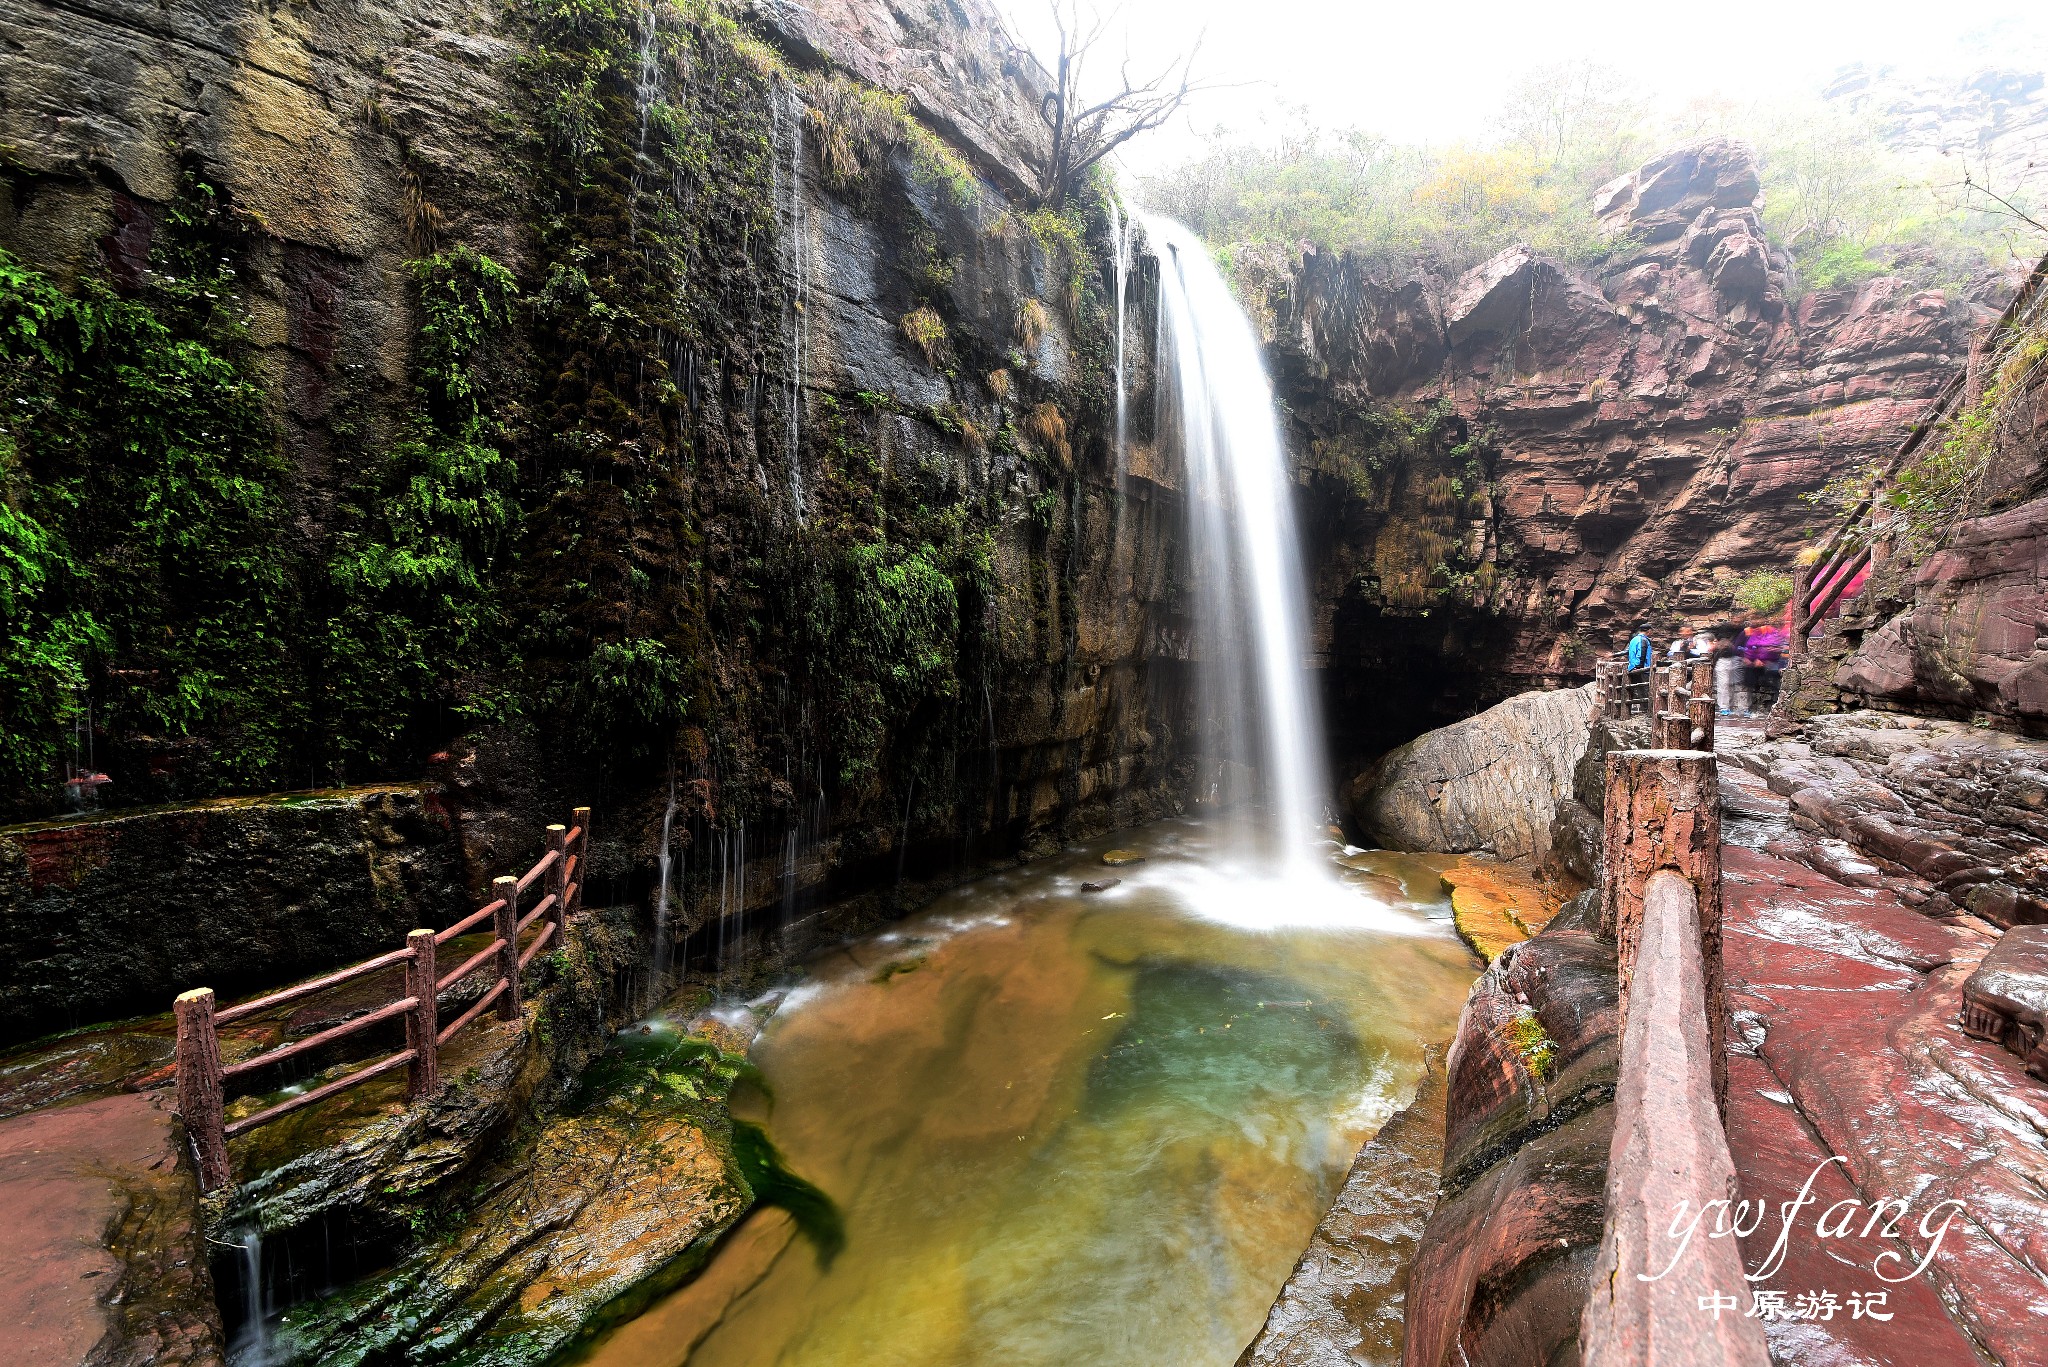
top-left (989, 0), bottom-right (2048, 172)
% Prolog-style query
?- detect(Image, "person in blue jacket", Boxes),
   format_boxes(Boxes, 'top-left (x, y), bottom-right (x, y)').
top-left (1626, 626), bottom-right (1653, 672)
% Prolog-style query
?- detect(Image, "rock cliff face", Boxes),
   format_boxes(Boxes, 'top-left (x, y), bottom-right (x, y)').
top-left (0, 0), bottom-right (1195, 959)
top-left (1265, 140), bottom-right (1983, 765)
top-left (0, 787), bottom-right (462, 1043)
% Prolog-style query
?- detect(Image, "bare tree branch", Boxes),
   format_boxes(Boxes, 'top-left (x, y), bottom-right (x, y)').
top-left (1959, 166), bottom-right (2048, 239)
top-left (1025, 0), bottom-right (1218, 210)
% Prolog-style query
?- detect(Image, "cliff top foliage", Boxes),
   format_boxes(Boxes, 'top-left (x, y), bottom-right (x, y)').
top-left (1140, 60), bottom-right (2042, 296)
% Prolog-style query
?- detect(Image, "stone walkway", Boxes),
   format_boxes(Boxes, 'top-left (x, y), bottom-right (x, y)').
top-left (0, 1089), bottom-right (220, 1365)
top-left (1716, 732), bottom-right (2048, 1366)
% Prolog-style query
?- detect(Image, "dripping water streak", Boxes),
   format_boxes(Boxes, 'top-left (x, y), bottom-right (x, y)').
top-left (652, 773), bottom-right (678, 1006)
top-left (782, 80), bottom-right (809, 522)
top-left (229, 1225), bottom-right (273, 1367)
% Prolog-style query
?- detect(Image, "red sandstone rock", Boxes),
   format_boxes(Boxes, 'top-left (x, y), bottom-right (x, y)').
top-left (0, 1091), bottom-right (223, 1365)
top-left (1959, 924), bottom-right (2048, 1077)
top-left (1722, 844), bottom-right (2048, 1365)
top-left (1271, 140), bottom-right (1987, 697)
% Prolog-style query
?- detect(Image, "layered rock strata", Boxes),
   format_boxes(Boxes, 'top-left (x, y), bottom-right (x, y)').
top-left (0, 787), bottom-right (463, 1044)
top-left (1400, 899), bottom-right (1618, 1367)
top-left (1269, 140), bottom-right (1985, 757)
top-left (1725, 710), bottom-right (2048, 927)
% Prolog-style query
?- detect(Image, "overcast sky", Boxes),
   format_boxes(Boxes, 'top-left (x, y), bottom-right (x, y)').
top-left (989, 0), bottom-right (2048, 172)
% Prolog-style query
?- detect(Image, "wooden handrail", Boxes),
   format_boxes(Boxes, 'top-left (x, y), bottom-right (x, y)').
top-left (215, 946), bottom-right (415, 1026)
top-left (222, 995), bottom-right (420, 1080)
top-left (174, 805), bottom-right (594, 1192)
top-left (224, 1049), bottom-right (418, 1139)
top-left (516, 848), bottom-right (560, 893)
top-left (437, 979), bottom-right (507, 1047)
top-left (1581, 871), bottom-right (1767, 1366)
top-left (1803, 542), bottom-right (1873, 625)
top-left (518, 919), bottom-right (558, 969)
top-left (438, 937), bottom-right (507, 994)
top-left (436, 902), bottom-right (499, 946)
top-left (1581, 752), bottom-right (1763, 1363)
top-left (517, 893), bottom-right (557, 934)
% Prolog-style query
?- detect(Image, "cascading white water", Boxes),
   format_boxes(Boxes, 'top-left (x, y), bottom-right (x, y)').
top-left (650, 773), bottom-right (678, 1004)
top-left (1110, 198), bottom-right (1131, 481)
top-left (1141, 213), bottom-right (1329, 876)
top-left (228, 1224), bottom-right (274, 1366)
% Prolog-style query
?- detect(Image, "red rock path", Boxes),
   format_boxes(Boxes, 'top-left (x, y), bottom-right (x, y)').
top-left (1718, 755), bottom-right (2048, 1366)
top-left (0, 1090), bottom-right (211, 1365)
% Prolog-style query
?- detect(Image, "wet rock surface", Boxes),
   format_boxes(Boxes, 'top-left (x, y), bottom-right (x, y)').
top-left (1721, 783), bottom-right (2048, 1364)
top-left (0, 787), bottom-right (463, 1046)
top-left (217, 907), bottom-right (640, 1243)
top-left (1436, 858), bottom-right (1564, 965)
top-left (1724, 711), bottom-right (2048, 926)
top-left (1402, 920), bottom-right (1618, 1367)
top-left (1353, 686), bottom-right (1594, 863)
top-left (1961, 924), bottom-right (2048, 1075)
top-left (274, 1036), bottom-right (753, 1367)
top-left (1235, 1047), bottom-right (1450, 1367)
top-left (0, 1090), bottom-right (223, 1366)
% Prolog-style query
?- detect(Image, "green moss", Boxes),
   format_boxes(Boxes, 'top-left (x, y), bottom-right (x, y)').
top-left (1500, 1008), bottom-right (1556, 1079)
top-left (0, 182), bottom-right (304, 808)
top-left (732, 1118), bottom-right (844, 1264)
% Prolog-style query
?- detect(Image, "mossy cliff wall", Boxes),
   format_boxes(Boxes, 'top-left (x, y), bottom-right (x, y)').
top-left (0, 0), bottom-right (1192, 959)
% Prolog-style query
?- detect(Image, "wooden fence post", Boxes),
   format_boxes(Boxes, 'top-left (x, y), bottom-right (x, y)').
top-left (1689, 656), bottom-right (1713, 699)
top-left (174, 988), bottom-right (230, 1193)
top-left (571, 808), bottom-right (591, 912)
top-left (1789, 563), bottom-right (1812, 654)
top-left (547, 824), bottom-right (569, 937)
top-left (494, 875), bottom-right (522, 1021)
top-left (1689, 695), bottom-right (1716, 752)
top-left (1601, 749), bottom-right (1727, 1104)
top-left (405, 929), bottom-right (439, 1100)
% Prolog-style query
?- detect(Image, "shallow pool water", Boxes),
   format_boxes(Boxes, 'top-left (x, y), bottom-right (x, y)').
top-left (582, 817), bottom-right (1478, 1367)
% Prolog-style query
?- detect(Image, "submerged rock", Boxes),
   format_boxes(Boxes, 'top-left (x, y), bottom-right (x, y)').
top-left (1235, 1045), bottom-right (1451, 1367)
top-left (1437, 858), bottom-right (1564, 965)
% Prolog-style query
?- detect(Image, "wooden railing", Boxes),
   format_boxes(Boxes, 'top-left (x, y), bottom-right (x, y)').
top-left (174, 807), bottom-right (591, 1193)
top-left (1580, 750), bottom-right (1764, 1364)
top-left (1591, 656), bottom-right (1715, 751)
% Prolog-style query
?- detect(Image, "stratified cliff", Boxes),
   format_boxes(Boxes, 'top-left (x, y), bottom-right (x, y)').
top-left (1260, 140), bottom-right (1988, 767)
top-left (0, 0), bottom-right (1192, 952)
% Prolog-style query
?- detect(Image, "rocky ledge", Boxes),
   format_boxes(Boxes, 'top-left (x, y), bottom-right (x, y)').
top-left (1723, 710), bottom-right (2048, 927)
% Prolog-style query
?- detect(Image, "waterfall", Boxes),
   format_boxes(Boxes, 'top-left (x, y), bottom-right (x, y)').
top-left (228, 1224), bottom-right (274, 1366)
top-left (779, 78), bottom-right (810, 522)
top-left (1110, 198), bottom-right (1130, 481)
top-left (1141, 213), bottom-right (1329, 874)
top-left (651, 773), bottom-right (678, 1005)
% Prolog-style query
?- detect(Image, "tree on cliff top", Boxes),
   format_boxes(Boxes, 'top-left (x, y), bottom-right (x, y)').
top-left (1027, 0), bottom-right (1212, 209)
